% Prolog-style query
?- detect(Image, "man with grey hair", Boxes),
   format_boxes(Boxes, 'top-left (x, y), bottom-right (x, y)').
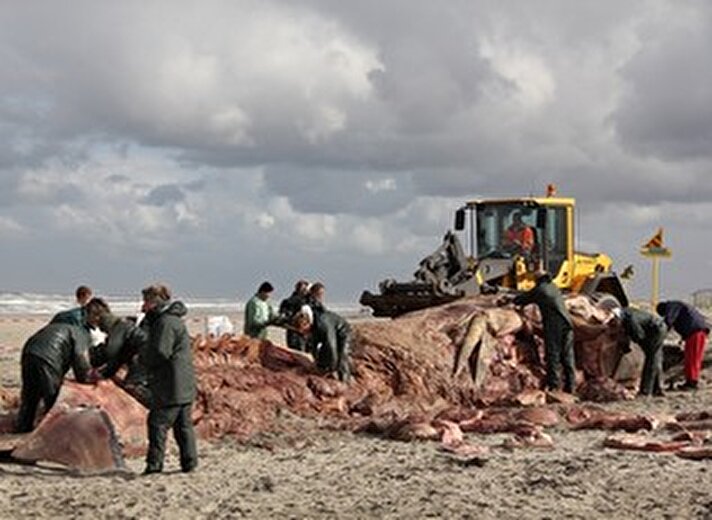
top-left (293, 304), bottom-right (352, 383)
top-left (140, 283), bottom-right (198, 474)
top-left (611, 306), bottom-right (667, 397)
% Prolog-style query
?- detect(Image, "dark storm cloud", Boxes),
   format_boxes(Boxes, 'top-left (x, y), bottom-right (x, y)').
top-left (0, 174), bottom-right (20, 206)
top-left (142, 184), bottom-right (186, 207)
top-left (612, 7), bottom-right (712, 160)
top-left (106, 174), bottom-right (130, 184)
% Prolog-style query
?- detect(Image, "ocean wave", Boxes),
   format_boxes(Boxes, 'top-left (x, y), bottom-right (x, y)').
top-left (0, 292), bottom-right (362, 317)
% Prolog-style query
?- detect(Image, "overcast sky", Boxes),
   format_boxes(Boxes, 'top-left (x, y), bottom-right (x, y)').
top-left (1, 1), bottom-right (710, 303)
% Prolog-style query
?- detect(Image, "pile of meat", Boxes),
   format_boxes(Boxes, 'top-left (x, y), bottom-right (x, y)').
top-left (191, 294), bottom-right (638, 440)
top-left (190, 294), bottom-right (711, 460)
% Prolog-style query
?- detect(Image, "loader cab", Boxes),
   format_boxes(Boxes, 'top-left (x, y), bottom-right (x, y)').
top-left (455, 197), bottom-right (575, 290)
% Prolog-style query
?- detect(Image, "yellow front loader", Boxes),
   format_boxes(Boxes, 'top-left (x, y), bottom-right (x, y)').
top-left (361, 186), bottom-right (628, 317)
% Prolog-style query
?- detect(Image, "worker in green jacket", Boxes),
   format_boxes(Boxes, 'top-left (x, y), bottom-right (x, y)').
top-left (612, 306), bottom-right (667, 397)
top-left (140, 284), bottom-right (197, 475)
top-left (294, 305), bottom-right (352, 383)
top-left (243, 281), bottom-right (278, 339)
top-left (513, 271), bottom-right (576, 393)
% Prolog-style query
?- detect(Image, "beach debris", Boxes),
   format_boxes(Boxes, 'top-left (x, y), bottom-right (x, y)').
top-left (501, 427), bottom-right (555, 450)
top-left (435, 419), bottom-right (490, 457)
top-left (676, 446), bottom-right (712, 460)
top-left (603, 429), bottom-right (712, 460)
top-left (354, 412), bottom-right (441, 442)
top-left (565, 405), bottom-right (657, 432)
top-left (603, 433), bottom-right (689, 453)
top-left (575, 377), bottom-right (635, 402)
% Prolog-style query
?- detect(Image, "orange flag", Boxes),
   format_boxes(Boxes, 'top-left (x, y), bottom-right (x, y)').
top-left (643, 228), bottom-right (663, 249)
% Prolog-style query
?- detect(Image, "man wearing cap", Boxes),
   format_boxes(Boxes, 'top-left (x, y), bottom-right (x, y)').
top-left (612, 306), bottom-right (667, 397)
top-left (140, 283), bottom-right (197, 474)
top-left (513, 270), bottom-right (575, 393)
top-left (243, 281), bottom-right (278, 340)
top-left (656, 300), bottom-right (710, 391)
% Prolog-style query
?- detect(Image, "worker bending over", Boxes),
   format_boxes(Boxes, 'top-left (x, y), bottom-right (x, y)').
top-left (513, 270), bottom-right (575, 393)
top-left (91, 303), bottom-right (150, 405)
top-left (612, 306), bottom-right (667, 397)
top-left (656, 300), bottom-right (710, 391)
top-left (294, 305), bottom-right (352, 383)
top-left (16, 297), bottom-right (106, 432)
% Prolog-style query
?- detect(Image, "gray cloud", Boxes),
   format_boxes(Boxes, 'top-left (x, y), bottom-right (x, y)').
top-left (612, 6), bottom-right (712, 160)
top-left (0, 1), bottom-right (710, 302)
top-left (142, 184), bottom-right (186, 207)
top-left (263, 167), bottom-right (415, 216)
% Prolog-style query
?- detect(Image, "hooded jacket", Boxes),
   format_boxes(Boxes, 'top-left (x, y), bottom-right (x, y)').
top-left (140, 301), bottom-right (196, 408)
top-left (620, 307), bottom-right (667, 348)
top-left (98, 314), bottom-right (148, 379)
top-left (513, 274), bottom-right (573, 329)
top-left (656, 301), bottom-right (710, 339)
top-left (22, 323), bottom-right (92, 382)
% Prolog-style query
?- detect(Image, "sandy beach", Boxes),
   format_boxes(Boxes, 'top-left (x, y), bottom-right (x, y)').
top-left (1, 311), bottom-right (711, 519)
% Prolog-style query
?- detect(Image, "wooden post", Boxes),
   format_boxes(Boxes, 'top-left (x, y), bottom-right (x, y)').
top-left (640, 228), bottom-right (670, 310)
top-left (651, 256), bottom-right (660, 310)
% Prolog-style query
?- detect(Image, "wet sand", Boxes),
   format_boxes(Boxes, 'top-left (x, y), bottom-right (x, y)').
top-left (1, 312), bottom-right (711, 519)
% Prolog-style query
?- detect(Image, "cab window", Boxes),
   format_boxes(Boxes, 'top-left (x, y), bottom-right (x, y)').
top-left (540, 206), bottom-right (567, 275)
top-left (475, 204), bottom-right (537, 258)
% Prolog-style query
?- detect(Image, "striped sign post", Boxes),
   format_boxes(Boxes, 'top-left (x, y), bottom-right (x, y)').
top-left (640, 228), bottom-right (672, 309)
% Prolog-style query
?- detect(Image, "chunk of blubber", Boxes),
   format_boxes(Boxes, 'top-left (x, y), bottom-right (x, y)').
top-left (12, 407), bottom-right (124, 471)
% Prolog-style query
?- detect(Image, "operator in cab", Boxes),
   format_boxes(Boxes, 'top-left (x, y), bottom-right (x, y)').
top-left (502, 211), bottom-right (535, 256)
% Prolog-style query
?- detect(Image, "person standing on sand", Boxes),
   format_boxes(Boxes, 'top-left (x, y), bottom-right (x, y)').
top-left (15, 297), bottom-right (105, 432)
top-left (243, 281), bottom-right (278, 340)
top-left (656, 300), bottom-right (710, 391)
top-left (50, 285), bottom-right (93, 328)
top-left (140, 283), bottom-right (198, 475)
top-left (512, 270), bottom-right (576, 394)
top-left (612, 306), bottom-right (667, 397)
